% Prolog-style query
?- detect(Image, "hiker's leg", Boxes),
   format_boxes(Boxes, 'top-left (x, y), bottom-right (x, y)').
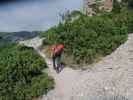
top-left (58, 54), bottom-right (61, 67)
top-left (52, 56), bottom-right (56, 69)
top-left (56, 55), bottom-right (61, 72)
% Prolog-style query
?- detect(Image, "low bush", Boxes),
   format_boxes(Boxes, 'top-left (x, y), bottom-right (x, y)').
top-left (0, 44), bottom-right (54, 100)
top-left (40, 10), bottom-right (133, 65)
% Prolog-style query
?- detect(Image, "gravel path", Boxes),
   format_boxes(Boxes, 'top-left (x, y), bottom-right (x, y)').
top-left (20, 34), bottom-right (133, 100)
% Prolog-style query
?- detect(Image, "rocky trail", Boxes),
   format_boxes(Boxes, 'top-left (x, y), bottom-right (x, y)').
top-left (20, 34), bottom-right (133, 100)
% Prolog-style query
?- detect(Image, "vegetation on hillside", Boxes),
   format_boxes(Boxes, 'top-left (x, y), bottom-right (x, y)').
top-left (112, 0), bottom-right (121, 13)
top-left (0, 32), bottom-right (7, 38)
top-left (41, 6), bottom-right (133, 65)
top-left (0, 44), bottom-right (54, 100)
top-left (122, 0), bottom-right (133, 9)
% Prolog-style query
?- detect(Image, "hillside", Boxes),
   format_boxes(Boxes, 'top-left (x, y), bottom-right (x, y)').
top-left (21, 32), bottom-right (133, 100)
top-left (42, 33), bottom-right (133, 100)
top-left (0, 44), bottom-right (54, 100)
top-left (41, 10), bottom-right (133, 67)
top-left (0, 31), bottom-right (39, 46)
top-left (1, 0), bottom-right (133, 99)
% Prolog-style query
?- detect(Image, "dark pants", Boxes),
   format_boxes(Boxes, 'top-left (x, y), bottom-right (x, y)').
top-left (52, 54), bottom-right (61, 70)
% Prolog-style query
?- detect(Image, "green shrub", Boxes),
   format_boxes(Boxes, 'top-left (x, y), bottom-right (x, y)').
top-left (41, 10), bottom-right (132, 65)
top-left (0, 44), bottom-right (54, 100)
top-left (30, 73), bottom-right (54, 97)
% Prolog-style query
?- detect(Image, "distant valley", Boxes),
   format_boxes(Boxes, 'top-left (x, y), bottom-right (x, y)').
top-left (0, 31), bottom-right (39, 45)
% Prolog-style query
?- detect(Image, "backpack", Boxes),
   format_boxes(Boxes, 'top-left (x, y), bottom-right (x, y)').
top-left (53, 44), bottom-right (64, 56)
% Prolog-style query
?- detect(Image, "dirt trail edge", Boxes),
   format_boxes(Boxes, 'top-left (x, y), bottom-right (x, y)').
top-left (20, 34), bottom-right (133, 100)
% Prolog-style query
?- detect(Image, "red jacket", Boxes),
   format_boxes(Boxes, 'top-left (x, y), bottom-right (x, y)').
top-left (51, 44), bottom-right (64, 55)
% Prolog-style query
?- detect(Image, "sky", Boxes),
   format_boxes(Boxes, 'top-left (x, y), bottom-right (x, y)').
top-left (0, 0), bottom-right (82, 32)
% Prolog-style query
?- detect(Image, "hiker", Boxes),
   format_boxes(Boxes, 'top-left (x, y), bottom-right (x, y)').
top-left (51, 44), bottom-right (64, 73)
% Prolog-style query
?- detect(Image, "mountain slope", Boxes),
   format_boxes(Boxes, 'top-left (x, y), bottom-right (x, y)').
top-left (42, 34), bottom-right (133, 100)
top-left (20, 33), bottom-right (133, 100)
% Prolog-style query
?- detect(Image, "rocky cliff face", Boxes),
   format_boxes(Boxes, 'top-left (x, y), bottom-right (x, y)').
top-left (84, 0), bottom-right (113, 16)
top-left (100, 0), bottom-right (113, 11)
